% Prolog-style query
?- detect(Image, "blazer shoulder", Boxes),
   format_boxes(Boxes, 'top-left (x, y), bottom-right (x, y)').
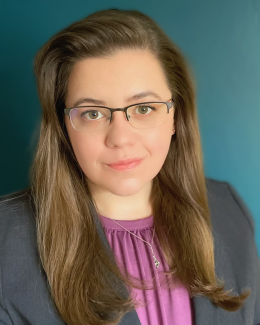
top-left (0, 188), bottom-right (33, 212)
top-left (205, 177), bottom-right (255, 234)
top-left (0, 188), bottom-right (35, 253)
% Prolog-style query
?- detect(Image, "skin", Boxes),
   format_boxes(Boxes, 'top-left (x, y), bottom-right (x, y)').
top-left (64, 49), bottom-right (175, 220)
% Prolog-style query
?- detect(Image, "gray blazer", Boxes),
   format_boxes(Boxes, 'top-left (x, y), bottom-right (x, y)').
top-left (0, 178), bottom-right (259, 325)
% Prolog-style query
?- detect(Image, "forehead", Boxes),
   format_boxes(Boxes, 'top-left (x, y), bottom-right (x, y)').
top-left (66, 49), bottom-right (170, 106)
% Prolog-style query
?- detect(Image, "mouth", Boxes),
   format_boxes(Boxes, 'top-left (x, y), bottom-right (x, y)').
top-left (107, 159), bottom-right (143, 171)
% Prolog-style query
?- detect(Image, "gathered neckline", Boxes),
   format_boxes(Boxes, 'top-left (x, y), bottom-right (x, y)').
top-left (99, 214), bottom-right (154, 231)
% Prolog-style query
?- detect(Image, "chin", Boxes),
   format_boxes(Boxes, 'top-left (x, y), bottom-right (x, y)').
top-left (104, 179), bottom-right (147, 197)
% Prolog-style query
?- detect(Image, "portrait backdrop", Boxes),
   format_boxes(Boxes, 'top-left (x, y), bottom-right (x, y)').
top-left (1, 0), bottom-right (259, 254)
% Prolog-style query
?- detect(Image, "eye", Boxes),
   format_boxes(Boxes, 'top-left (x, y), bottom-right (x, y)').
top-left (81, 110), bottom-right (104, 120)
top-left (135, 105), bottom-right (156, 115)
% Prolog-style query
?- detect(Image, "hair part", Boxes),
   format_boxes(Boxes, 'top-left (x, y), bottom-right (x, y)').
top-left (31, 8), bottom-right (250, 325)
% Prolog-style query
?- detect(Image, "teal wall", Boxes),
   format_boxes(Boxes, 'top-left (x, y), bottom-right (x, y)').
top-left (1, 0), bottom-right (260, 254)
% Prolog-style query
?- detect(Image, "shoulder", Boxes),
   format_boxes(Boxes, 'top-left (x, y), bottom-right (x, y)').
top-left (0, 187), bottom-right (33, 214)
top-left (205, 178), bottom-right (260, 323)
top-left (0, 190), bottom-right (67, 324)
top-left (205, 178), bottom-right (255, 235)
top-left (0, 187), bottom-right (34, 220)
top-left (0, 188), bottom-right (35, 254)
top-left (205, 177), bottom-right (257, 266)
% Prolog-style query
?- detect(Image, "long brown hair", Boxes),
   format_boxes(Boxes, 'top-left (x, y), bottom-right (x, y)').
top-left (31, 8), bottom-right (250, 325)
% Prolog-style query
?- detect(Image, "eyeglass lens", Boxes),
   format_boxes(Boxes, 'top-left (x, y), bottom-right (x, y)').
top-left (69, 102), bottom-right (169, 132)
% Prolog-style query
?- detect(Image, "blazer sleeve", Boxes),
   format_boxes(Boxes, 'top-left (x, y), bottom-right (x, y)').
top-left (0, 271), bottom-right (12, 324)
top-left (226, 182), bottom-right (260, 324)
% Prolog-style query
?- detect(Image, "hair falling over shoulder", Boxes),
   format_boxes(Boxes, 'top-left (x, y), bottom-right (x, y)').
top-left (30, 8), bottom-right (250, 325)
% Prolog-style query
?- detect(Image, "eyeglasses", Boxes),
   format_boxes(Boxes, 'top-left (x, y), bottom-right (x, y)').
top-left (64, 99), bottom-right (174, 132)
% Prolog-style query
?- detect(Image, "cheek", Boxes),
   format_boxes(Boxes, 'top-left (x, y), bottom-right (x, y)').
top-left (145, 126), bottom-right (172, 161)
top-left (69, 133), bottom-right (101, 170)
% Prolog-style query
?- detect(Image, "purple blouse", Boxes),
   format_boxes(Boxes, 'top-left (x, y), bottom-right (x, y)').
top-left (99, 214), bottom-right (194, 325)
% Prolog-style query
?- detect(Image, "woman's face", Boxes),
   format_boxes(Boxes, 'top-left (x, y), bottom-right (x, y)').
top-left (65, 49), bottom-right (175, 197)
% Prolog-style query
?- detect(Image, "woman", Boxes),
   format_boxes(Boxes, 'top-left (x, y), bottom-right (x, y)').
top-left (0, 8), bottom-right (259, 325)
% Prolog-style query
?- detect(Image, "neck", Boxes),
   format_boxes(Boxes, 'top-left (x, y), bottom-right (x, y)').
top-left (88, 181), bottom-right (153, 221)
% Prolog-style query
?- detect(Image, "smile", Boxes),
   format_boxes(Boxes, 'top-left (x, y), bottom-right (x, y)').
top-left (107, 159), bottom-right (143, 171)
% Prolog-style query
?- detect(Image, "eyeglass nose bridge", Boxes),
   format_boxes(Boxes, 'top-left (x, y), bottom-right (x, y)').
top-left (108, 107), bottom-right (130, 123)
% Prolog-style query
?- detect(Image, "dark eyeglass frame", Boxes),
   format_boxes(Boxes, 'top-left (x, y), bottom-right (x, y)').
top-left (64, 98), bottom-right (174, 123)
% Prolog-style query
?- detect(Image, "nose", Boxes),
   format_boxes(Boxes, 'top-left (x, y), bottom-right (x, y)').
top-left (105, 110), bottom-right (136, 148)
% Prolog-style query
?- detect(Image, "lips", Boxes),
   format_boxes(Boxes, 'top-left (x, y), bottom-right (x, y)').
top-left (107, 158), bottom-right (143, 171)
top-left (108, 158), bottom-right (142, 165)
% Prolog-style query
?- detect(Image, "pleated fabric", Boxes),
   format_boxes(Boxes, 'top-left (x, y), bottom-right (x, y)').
top-left (99, 214), bottom-right (194, 325)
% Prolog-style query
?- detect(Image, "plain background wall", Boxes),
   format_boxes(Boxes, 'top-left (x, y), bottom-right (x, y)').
top-left (1, 0), bottom-right (259, 255)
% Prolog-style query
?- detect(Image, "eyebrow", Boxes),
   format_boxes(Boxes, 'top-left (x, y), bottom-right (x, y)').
top-left (72, 91), bottom-right (163, 107)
